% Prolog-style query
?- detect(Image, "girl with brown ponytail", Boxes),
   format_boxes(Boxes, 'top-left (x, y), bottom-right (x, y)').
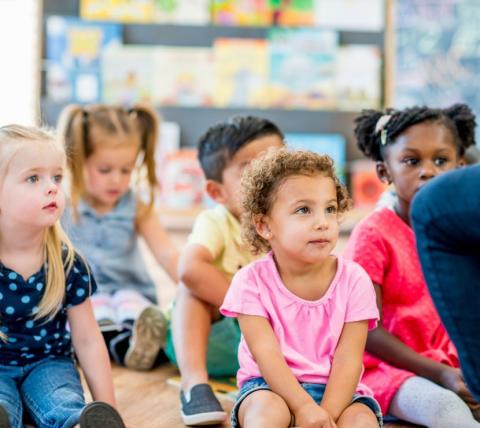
top-left (58, 103), bottom-right (179, 372)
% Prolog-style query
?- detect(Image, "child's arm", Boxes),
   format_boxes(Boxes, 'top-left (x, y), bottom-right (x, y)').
top-left (68, 298), bottom-right (116, 406)
top-left (320, 320), bottom-right (368, 421)
top-left (367, 284), bottom-right (473, 400)
top-left (178, 243), bottom-right (230, 308)
top-left (136, 202), bottom-right (179, 283)
top-left (238, 314), bottom-right (336, 427)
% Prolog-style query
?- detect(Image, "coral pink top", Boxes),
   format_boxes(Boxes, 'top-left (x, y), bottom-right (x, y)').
top-left (220, 253), bottom-right (379, 394)
top-left (344, 208), bottom-right (458, 413)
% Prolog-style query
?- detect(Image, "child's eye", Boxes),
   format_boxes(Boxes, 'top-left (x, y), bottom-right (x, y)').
top-left (26, 175), bottom-right (39, 183)
top-left (295, 206), bottom-right (310, 214)
top-left (121, 168), bottom-right (133, 175)
top-left (53, 174), bottom-right (63, 183)
top-left (98, 168), bottom-right (111, 174)
top-left (403, 158), bottom-right (418, 166)
top-left (326, 205), bottom-right (338, 214)
top-left (435, 157), bottom-right (448, 166)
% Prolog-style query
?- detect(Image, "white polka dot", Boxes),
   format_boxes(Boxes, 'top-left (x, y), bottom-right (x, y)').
top-left (36, 283), bottom-right (44, 291)
top-left (76, 289), bottom-right (85, 297)
top-left (32, 306), bottom-right (39, 314)
top-left (21, 347), bottom-right (29, 351)
top-left (10, 361), bottom-right (18, 365)
top-left (21, 296), bottom-right (30, 304)
top-left (8, 272), bottom-right (17, 280)
top-left (33, 336), bottom-right (42, 341)
top-left (40, 329), bottom-right (47, 337)
top-left (28, 276), bottom-right (35, 284)
top-left (9, 283), bottom-right (17, 291)
top-left (54, 333), bottom-right (60, 339)
top-left (5, 307), bottom-right (14, 315)
top-left (82, 275), bottom-right (89, 282)
top-left (26, 320), bottom-right (34, 328)
top-left (8, 337), bottom-right (17, 343)
top-left (0, 292), bottom-right (3, 300)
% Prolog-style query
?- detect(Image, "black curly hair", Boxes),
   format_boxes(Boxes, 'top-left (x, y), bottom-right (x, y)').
top-left (197, 116), bottom-right (284, 182)
top-left (354, 104), bottom-right (476, 162)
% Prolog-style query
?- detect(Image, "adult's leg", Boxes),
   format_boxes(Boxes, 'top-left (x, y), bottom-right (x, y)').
top-left (411, 165), bottom-right (480, 400)
top-left (389, 376), bottom-right (480, 428)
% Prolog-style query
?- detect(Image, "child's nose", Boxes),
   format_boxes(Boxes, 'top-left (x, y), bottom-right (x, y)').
top-left (419, 162), bottom-right (436, 179)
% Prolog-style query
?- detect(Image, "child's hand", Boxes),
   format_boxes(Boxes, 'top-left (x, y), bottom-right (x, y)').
top-left (439, 366), bottom-right (478, 405)
top-left (294, 402), bottom-right (337, 428)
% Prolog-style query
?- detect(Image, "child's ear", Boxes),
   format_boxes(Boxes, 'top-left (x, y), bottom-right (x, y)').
top-left (376, 161), bottom-right (392, 185)
top-left (254, 214), bottom-right (272, 240)
top-left (205, 180), bottom-right (227, 204)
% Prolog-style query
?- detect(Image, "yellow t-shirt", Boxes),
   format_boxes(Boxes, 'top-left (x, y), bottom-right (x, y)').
top-left (188, 205), bottom-right (256, 280)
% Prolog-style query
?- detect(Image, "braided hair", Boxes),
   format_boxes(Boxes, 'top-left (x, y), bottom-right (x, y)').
top-left (354, 104), bottom-right (476, 162)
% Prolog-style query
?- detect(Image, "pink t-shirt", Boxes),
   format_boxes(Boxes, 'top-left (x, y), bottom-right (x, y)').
top-left (220, 252), bottom-right (379, 395)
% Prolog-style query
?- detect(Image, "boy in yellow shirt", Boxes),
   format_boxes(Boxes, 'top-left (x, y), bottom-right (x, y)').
top-left (164, 116), bottom-right (284, 425)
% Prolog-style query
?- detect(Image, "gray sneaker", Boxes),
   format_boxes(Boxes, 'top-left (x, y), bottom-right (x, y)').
top-left (79, 402), bottom-right (125, 428)
top-left (0, 405), bottom-right (10, 428)
top-left (180, 384), bottom-right (227, 426)
top-left (124, 305), bottom-right (167, 371)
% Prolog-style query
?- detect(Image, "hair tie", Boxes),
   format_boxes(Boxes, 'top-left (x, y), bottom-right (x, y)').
top-left (375, 114), bottom-right (391, 146)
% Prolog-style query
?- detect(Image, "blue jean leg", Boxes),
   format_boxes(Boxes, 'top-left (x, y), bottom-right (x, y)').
top-left (411, 165), bottom-right (480, 401)
top-left (21, 357), bottom-right (86, 428)
top-left (0, 367), bottom-right (23, 428)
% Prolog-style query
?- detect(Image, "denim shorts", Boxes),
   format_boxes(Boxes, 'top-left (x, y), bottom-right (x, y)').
top-left (231, 377), bottom-right (383, 428)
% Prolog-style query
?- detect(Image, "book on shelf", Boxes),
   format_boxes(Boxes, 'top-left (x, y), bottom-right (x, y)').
top-left (45, 16), bottom-right (121, 103)
top-left (211, 0), bottom-right (272, 26)
top-left (158, 149), bottom-right (205, 210)
top-left (285, 133), bottom-right (347, 182)
top-left (101, 45), bottom-right (156, 105)
top-left (315, 0), bottom-right (384, 31)
top-left (350, 159), bottom-right (389, 209)
top-left (268, 28), bottom-right (338, 109)
top-left (213, 38), bottom-right (270, 108)
top-left (153, 0), bottom-right (210, 24)
top-left (80, 0), bottom-right (154, 23)
top-left (153, 47), bottom-right (214, 107)
top-left (336, 45), bottom-right (382, 110)
top-left (269, 0), bottom-right (315, 26)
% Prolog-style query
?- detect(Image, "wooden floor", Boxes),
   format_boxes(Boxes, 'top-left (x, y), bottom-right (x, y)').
top-left (110, 364), bottom-right (421, 428)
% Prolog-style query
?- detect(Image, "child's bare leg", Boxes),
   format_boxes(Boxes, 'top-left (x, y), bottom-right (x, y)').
top-left (238, 390), bottom-right (291, 428)
top-left (172, 283), bottom-right (216, 392)
top-left (337, 402), bottom-right (378, 428)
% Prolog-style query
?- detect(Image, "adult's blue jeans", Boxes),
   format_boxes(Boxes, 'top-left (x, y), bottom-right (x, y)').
top-left (411, 164), bottom-right (480, 401)
top-left (0, 356), bottom-right (86, 428)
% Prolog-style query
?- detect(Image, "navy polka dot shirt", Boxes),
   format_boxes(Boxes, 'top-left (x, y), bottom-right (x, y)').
top-left (0, 254), bottom-right (97, 366)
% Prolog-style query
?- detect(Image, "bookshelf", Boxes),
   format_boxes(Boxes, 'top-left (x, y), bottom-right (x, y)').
top-left (40, 0), bottom-right (386, 163)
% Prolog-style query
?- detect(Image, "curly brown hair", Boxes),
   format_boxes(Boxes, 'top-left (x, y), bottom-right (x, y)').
top-left (241, 149), bottom-right (351, 254)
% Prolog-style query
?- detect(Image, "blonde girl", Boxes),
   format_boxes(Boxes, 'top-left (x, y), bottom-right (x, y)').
top-left (58, 104), bottom-right (179, 371)
top-left (0, 125), bottom-right (124, 428)
top-left (221, 149), bottom-right (382, 428)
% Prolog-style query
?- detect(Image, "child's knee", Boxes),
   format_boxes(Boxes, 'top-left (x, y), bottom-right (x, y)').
top-left (239, 391), bottom-right (291, 427)
top-left (337, 403), bottom-right (379, 428)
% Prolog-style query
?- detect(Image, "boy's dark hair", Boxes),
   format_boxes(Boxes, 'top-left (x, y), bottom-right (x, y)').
top-left (197, 116), bottom-right (284, 181)
top-left (354, 104), bottom-right (476, 161)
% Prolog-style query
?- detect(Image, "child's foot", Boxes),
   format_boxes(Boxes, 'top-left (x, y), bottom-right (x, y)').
top-left (180, 384), bottom-right (226, 426)
top-left (0, 405), bottom-right (10, 428)
top-left (124, 305), bottom-right (167, 371)
top-left (79, 402), bottom-right (125, 428)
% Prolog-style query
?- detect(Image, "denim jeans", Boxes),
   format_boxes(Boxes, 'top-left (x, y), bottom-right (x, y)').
top-left (230, 377), bottom-right (383, 427)
top-left (0, 356), bottom-right (86, 428)
top-left (411, 164), bottom-right (480, 401)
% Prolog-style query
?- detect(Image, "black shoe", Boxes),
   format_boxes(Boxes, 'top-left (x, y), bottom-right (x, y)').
top-left (79, 402), bottom-right (125, 428)
top-left (180, 384), bottom-right (226, 426)
top-left (0, 405), bottom-right (10, 428)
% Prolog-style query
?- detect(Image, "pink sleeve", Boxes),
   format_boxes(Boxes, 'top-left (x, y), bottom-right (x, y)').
top-left (220, 265), bottom-right (268, 319)
top-left (345, 263), bottom-right (380, 330)
top-left (344, 222), bottom-right (388, 287)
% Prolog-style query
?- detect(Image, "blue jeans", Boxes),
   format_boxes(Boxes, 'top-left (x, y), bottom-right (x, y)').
top-left (411, 164), bottom-right (480, 401)
top-left (0, 356), bottom-right (86, 428)
top-left (230, 377), bottom-right (383, 427)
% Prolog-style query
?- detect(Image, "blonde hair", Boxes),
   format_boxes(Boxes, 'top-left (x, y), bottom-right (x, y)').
top-left (241, 149), bottom-right (351, 254)
top-left (0, 125), bottom-right (77, 339)
top-left (57, 103), bottom-right (160, 217)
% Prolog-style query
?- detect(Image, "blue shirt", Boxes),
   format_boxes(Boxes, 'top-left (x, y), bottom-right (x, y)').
top-left (0, 254), bottom-right (96, 366)
top-left (62, 190), bottom-right (157, 303)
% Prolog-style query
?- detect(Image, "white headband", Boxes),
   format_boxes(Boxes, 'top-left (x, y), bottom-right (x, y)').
top-left (375, 114), bottom-right (392, 145)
